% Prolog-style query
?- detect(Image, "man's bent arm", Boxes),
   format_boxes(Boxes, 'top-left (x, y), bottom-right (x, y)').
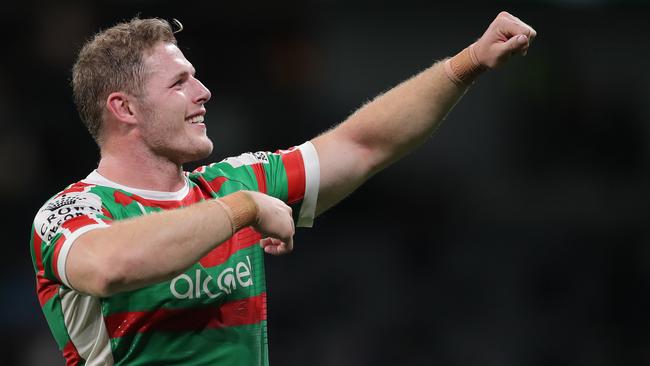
top-left (312, 12), bottom-right (536, 214)
top-left (66, 191), bottom-right (295, 297)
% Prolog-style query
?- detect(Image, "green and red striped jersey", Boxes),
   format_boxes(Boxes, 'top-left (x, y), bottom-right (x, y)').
top-left (29, 142), bottom-right (320, 366)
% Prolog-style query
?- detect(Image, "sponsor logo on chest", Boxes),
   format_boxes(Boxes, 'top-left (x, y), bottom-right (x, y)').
top-left (169, 256), bottom-right (254, 299)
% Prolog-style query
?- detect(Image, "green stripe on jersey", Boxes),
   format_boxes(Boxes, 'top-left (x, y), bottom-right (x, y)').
top-left (42, 294), bottom-right (70, 349)
top-left (89, 186), bottom-right (162, 217)
top-left (104, 245), bottom-right (266, 314)
top-left (113, 322), bottom-right (269, 366)
top-left (193, 164), bottom-right (257, 194)
top-left (29, 226), bottom-right (38, 272)
top-left (42, 232), bottom-right (63, 282)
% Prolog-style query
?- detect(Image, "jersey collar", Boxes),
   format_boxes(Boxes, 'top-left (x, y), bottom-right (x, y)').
top-left (83, 170), bottom-right (190, 201)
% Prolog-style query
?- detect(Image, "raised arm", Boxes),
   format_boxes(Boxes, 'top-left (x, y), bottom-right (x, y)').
top-left (312, 12), bottom-right (536, 214)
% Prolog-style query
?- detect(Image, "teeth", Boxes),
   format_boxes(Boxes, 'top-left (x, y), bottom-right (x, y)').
top-left (186, 115), bottom-right (204, 124)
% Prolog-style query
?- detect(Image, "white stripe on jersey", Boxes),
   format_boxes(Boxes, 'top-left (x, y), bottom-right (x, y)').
top-left (297, 141), bottom-right (320, 228)
top-left (60, 288), bottom-right (114, 365)
top-left (57, 222), bottom-right (109, 288)
top-left (83, 170), bottom-right (191, 201)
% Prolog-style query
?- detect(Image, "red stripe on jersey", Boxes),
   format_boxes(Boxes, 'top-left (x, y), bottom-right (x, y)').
top-left (198, 175), bottom-right (228, 194)
top-left (37, 276), bottom-right (60, 307)
top-left (251, 163), bottom-right (267, 194)
top-left (33, 231), bottom-right (60, 306)
top-left (33, 229), bottom-right (44, 272)
top-left (280, 149), bottom-right (306, 204)
top-left (113, 191), bottom-right (134, 206)
top-left (199, 227), bottom-right (262, 268)
top-left (105, 293), bottom-right (267, 338)
top-left (56, 182), bottom-right (92, 198)
top-left (63, 340), bottom-right (82, 366)
top-left (61, 215), bottom-right (100, 233)
top-left (184, 185), bottom-right (212, 205)
top-left (50, 234), bottom-right (67, 283)
top-left (102, 207), bottom-right (113, 219)
top-left (113, 187), bottom-right (207, 210)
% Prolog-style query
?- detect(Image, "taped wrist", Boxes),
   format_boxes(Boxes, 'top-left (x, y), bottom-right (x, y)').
top-left (444, 43), bottom-right (486, 85)
top-left (214, 191), bottom-right (258, 235)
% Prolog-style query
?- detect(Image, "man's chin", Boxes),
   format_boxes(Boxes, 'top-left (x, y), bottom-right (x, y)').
top-left (181, 142), bottom-right (213, 163)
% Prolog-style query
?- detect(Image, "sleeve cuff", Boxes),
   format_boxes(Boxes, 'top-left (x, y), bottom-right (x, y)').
top-left (296, 141), bottom-right (320, 228)
top-left (57, 223), bottom-right (109, 289)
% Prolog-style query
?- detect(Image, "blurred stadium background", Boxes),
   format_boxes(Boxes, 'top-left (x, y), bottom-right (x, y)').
top-left (1, 0), bottom-right (648, 365)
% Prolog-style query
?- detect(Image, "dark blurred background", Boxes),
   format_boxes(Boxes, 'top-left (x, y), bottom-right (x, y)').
top-left (2, 0), bottom-right (649, 365)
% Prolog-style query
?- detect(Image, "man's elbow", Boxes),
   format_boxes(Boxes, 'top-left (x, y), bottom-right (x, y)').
top-left (72, 259), bottom-right (129, 298)
top-left (85, 271), bottom-right (122, 298)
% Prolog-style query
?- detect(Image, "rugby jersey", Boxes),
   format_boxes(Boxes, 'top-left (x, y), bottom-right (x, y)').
top-left (29, 142), bottom-right (320, 365)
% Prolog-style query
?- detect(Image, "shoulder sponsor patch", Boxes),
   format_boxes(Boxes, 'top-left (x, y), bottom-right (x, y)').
top-left (221, 151), bottom-right (270, 168)
top-left (35, 191), bottom-right (104, 243)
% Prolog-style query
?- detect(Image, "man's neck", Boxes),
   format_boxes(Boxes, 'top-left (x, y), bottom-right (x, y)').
top-left (96, 152), bottom-right (186, 192)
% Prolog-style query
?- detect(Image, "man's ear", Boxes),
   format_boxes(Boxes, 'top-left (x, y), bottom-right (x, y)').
top-left (106, 92), bottom-right (138, 125)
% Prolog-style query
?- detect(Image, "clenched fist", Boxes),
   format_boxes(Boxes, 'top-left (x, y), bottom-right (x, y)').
top-left (474, 11), bottom-right (537, 69)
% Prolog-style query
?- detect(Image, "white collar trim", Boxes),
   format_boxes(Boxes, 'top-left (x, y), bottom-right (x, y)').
top-left (83, 170), bottom-right (190, 201)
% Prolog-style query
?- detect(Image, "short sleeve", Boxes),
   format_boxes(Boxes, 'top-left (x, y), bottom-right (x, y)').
top-left (31, 189), bottom-right (112, 288)
top-left (268, 142), bottom-right (320, 227)
top-left (192, 141), bottom-right (320, 227)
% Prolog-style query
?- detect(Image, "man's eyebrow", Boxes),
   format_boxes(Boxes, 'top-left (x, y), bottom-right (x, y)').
top-left (170, 68), bottom-right (196, 80)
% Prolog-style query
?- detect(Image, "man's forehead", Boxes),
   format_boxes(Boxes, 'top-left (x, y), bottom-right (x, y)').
top-left (145, 42), bottom-right (194, 75)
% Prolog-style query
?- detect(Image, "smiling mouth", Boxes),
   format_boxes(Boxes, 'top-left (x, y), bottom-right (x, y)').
top-left (186, 115), bottom-right (204, 124)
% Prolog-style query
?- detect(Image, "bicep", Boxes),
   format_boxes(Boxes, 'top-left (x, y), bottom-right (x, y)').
top-left (65, 227), bottom-right (113, 296)
top-left (311, 129), bottom-right (376, 216)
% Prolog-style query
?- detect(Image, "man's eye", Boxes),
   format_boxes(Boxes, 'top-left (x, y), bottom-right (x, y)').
top-left (173, 79), bottom-right (184, 87)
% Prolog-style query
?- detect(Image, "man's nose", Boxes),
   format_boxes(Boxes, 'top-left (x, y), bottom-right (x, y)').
top-left (192, 78), bottom-right (211, 104)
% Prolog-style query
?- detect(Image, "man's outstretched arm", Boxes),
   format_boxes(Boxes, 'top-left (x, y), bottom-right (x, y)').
top-left (312, 12), bottom-right (536, 214)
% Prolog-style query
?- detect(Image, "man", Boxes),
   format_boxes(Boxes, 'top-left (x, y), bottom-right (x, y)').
top-left (30, 11), bottom-right (536, 365)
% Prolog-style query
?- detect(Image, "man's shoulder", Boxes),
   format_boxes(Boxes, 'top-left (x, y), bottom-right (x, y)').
top-left (38, 176), bottom-right (116, 209)
top-left (38, 179), bottom-right (94, 205)
top-left (33, 171), bottom-right (131, 224)
top-left (32, 180), bottom-right (107, 240)
top-left (190, 146), bottom-right (312, 178)
top-left (191, 151), bottom-right (272, 174)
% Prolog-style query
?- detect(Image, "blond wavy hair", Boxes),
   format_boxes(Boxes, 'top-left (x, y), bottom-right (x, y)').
top-left (72, 17), bottom-right (177, 145)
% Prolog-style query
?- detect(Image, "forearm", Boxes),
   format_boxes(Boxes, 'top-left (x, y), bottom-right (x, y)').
top-left (340, 60), bottom-right (468, 173)
top-left (312, 59), bottom-right (472, 214)
top-left (68, 193), bottom-right (255, 296)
